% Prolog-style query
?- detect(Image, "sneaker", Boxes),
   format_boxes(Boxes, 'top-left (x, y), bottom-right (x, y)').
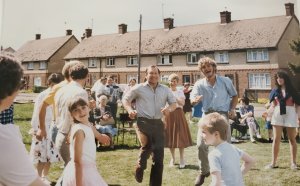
top-left (264, 164), bottom-right (279, 169)
top-left (250, 138), bottom-right (256, 143)
top-left (256, 134), bottom-right (262, 139)
top-left (231, 137), bottom-right (239, 143)
top-left (135, 165), bottom-right (144, 183)
top-left (291, 163), bottom-right (298, 170)
top-left (194, 172), bottom-right (210, 186)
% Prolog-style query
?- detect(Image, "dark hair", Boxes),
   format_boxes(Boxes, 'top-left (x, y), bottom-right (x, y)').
top-left (69, 62), bottom-right (89, 80)
top-left (68, 97), bottom-right (88, 123)
top-left (47, 73), bottom-right (63, 85)
top-left (240, 97), bottom-right (250, 105)
top-left (145, 65), bottom-right (160, 74)
top-left (0, 55), bottom-right (23, 100)
top-left (62, 61), bottom-right (80, 79)
top-left (275, 70), bottom-right (300, 104)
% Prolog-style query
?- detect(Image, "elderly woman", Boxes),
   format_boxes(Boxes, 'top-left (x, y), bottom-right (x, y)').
top-left (164, 73), bottom-right (193, 169)
top-left (94, 95), bottom-right (118, 149)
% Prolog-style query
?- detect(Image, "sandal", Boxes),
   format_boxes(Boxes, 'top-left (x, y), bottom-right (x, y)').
top-left (264, 164), bottom-right (279, 169)
top-left (291, 163), bottom-right (298, 170)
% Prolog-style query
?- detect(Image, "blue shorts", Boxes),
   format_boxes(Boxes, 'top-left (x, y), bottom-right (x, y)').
top-left (265, 121), bottom-right (272, 130)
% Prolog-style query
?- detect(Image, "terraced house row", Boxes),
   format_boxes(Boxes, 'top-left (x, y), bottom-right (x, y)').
top-left (15, 3), bottom-right (300, 98)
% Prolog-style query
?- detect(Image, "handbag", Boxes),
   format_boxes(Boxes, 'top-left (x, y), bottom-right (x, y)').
top-left (100, 117), bottom-right (115, 126)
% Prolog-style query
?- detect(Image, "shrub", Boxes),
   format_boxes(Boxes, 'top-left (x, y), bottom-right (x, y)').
top-left (33, 86), bottom-right (47, 93)
top-left (257, 98), bottom-right (269, 104)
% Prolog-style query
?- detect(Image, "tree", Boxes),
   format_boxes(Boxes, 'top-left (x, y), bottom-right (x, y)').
top-left (288, 37), bottom-right (300, 75)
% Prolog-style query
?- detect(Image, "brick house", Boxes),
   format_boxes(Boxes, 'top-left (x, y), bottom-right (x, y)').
top-left (65, 3), bottom-right (300, 99)
top-left (15, 30), bottom-right (79, 89)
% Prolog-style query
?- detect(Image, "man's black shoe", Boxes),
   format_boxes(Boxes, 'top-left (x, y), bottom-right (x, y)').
top-left (135, 165), bottom-right (144, 183)
top-left (194, 172), bottom-right (210, 186)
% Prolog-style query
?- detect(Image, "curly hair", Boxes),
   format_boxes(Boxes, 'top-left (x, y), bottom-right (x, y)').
top-left (0, 55), bottom-right (23, 100)
top-left (69, 62), bottom-right (89, 80)
top-left (198, 57), bottom-right (217, 73)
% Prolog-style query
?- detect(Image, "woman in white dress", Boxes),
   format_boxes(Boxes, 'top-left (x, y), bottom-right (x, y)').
top-left (29, 73), bottom-right (63, 184)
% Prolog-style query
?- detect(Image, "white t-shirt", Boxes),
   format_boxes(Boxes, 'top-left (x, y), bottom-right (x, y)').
top-left (0, 124), bottom-right (38, 185)
top-left (209, 142), bottom-right (244, 186)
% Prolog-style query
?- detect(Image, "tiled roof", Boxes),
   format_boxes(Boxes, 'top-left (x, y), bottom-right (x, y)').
top-left (16, 35), bottom-right (75, 62)
top-left (65, 15), bottom-right (292, 59)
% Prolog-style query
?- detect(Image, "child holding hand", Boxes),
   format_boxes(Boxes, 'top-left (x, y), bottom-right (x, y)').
top-left (199, 112), bottom-right (255, 186)
top-left (59, 97), bottom-right (110, 186)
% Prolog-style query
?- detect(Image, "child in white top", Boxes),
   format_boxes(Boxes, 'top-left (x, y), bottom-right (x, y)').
top-left (199, 112), bottom-right (255, 186)
top-left (59, 97), bottom-right (110, 186)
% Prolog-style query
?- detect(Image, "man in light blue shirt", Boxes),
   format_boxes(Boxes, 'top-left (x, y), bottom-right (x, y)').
top-left (190, 57), bottom-right (238, 186)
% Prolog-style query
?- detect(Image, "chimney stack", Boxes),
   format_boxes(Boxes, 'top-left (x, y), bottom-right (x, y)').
top-left (66, 29), bottom-right (72, 36)
top-left (85, 28), bottom-right (92, 38)
top-left (118, 24), bottom-right (127, 34)
top-left (285, 3), bottom-right (294, 16)
top-left (220, 11), bottom-right (231, 24)
top-left (35, 34), bottom-right (41, 40)
top-left (164, 18), bottom-right (174, 30)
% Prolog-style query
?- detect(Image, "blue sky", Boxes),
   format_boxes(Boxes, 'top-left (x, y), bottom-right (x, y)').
top-left (0, 0), bottom-right (299, 50)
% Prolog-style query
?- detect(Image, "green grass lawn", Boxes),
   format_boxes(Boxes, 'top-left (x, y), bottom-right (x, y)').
top-left (14, 103), bottom-right (300, 186)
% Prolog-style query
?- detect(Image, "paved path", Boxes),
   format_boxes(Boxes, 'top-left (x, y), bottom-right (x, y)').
top-left (14, 93), bottom-right (38, 103)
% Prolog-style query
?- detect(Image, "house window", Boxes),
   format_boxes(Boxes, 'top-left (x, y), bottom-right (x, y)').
top-left (187, 53), bottom-right (198, 64)
top-left (247, 49), bottom-right (269, 62)
top-left (88, 58), bottom-right (98, 68)
top-left (182, 75), bottom-right (191, 83)
top-left (248, 73), bottom-right (271, 89)
top-left (214, 51), bottom-right (229, 63)
top-left (39, 61), bottom-right (46, 70)
top-left (157, 55), bottom-right (172, 65)
top-left (34, 77), bottom-right (41, 86)
top-left (127, 74), bottom-right (138, 83)
top-left (160, 75), bottom-right (169, 83)
top-left (106, 58), bottom-right (115, 67)
top-left (27, 62), bottom-right (34, 70)
top-left (127, 56), bottom-right (138, 66)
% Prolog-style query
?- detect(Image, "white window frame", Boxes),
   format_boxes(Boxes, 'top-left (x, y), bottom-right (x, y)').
top-left (127, 74), bottom-right (138, 83)
top-left (39, 61), bottom-right (46, 70)
top-left (248, 73), bottom-right (271, 90)
top-left (247, 49), bottom-right (269, 62)
top-left (106, 57), bottom-right (115, 67)
top-left (214, 51), bottom-right (229, 63)
top-left (27, 62), bottom-right (34, 70)
top-left (157, 55), bottom-right (172, 65)
top-left (88, 58), bottom-right (98, 68)
top-left (34, 77), bottom-right (41, 86)
top-left (127, 56), bottom-right (138, 66)
top-left (187, 53), bottom-right (198, 64)
top-left (160, 75), bottom-right (169, 83)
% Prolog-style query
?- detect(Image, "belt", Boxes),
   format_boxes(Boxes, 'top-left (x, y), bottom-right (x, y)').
top-left (137, 117), bottom-right (162, 121)
top-left (205, 110), bottom-right (228, 116)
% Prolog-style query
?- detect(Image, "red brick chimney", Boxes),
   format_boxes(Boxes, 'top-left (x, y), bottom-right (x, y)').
top-left (66, 29), bottom-right (72, 36)
top-left (164, 18), bottom-right (174, 30)
top-left (85, 28), bottom-right (92, 38)
top-left (118, 24), bottom-right (127, 34)
top-left (35, 34), bottom-right (41, 40)
top-left (220, 11), bottom-right (231, 24)
top-left (285, 3), bottom-right (294, 16)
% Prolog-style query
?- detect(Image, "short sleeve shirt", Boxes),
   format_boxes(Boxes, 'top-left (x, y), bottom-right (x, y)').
top-left (209, 142), bottom-right (244, 186)
top-left (123, 82), bottom-right (176, 119)
top-left (190, 75), bottom-right (237, 113)
top-left (0, 124), bottom-right (38, 185)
